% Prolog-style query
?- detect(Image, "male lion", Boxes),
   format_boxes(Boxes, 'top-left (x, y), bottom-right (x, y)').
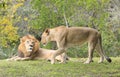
top-left (41, 26), bottom-right (112, 64)
top-left (7, 35), bottom-right (68, 62)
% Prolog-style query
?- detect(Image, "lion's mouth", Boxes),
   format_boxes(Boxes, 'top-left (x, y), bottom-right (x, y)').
top-left (27, 47), bottom-right (33, 52)
top-left (43, 44), bottom-right (46, 46)
top-left (43, 43), bottom-right (47, 46)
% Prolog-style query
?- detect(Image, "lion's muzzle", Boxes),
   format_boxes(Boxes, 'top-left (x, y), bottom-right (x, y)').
top-left (43, 43), bottom-right (47, 46)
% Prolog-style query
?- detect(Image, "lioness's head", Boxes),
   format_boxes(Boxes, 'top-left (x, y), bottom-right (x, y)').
top-left (20, 35), bottom-right (38, 52)
top-left (41, 26), bottom-right (65, 46)
top-left (41, 29), bottom-right (51, 46)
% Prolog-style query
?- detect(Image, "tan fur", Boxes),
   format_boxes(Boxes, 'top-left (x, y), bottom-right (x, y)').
top-left (7, 35), bottom-right (68, 62)
top-left (41, 26), bottom-right (111, 64)
top-left (18, 35), bottom-right (40, 57)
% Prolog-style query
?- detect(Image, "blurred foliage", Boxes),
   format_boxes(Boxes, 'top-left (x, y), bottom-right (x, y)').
top-left (0, 18), bottom-right (19, 47)
top-left (31, 0), bottom-right (119, 57)
top-left (0, 0), bottom-right (120, 59)
top-left (0, 0), bottom-right (23, 58)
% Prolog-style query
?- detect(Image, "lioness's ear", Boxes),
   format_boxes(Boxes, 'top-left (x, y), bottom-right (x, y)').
top-left (45, 28), bottom-right (50, 35)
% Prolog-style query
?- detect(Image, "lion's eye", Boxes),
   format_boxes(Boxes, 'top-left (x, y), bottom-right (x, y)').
top-left (26, 41), bottom-right (29, 44)
top-left (32, 42), bottom-right (34, 44)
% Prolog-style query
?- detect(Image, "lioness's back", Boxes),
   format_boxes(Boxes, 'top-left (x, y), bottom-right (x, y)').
top-left (56, 26), bottom-right (98, 33)
top-left (67, 27), bottom-right (99, 37)
top-left (68, 27), bottom-right (98, 32)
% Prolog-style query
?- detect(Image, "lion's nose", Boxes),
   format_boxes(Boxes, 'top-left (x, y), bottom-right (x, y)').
top-left (30, 45), bottom-right (33, 47)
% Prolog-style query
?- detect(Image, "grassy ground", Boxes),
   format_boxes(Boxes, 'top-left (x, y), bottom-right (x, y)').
top-left (0, 57), bottom-right (120, 77)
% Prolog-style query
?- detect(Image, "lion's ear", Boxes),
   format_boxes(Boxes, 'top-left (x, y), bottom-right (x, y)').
top-left (45, 28), bottom-right (50, 35)
top-left (20, 38), bottom-right (25, 43)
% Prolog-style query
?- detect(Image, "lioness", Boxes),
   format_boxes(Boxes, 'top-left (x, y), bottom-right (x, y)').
top-left (7, 35), bottom-right (68, 62)
top-left (41, 26), bottom-right (112, 64)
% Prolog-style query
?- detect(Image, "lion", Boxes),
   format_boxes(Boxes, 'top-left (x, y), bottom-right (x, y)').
top-left (7, 34), bottom-right (68, 63)
top-left (41, 26), bottom-right (112, 64)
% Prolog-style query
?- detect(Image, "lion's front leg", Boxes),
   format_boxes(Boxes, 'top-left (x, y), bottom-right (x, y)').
top-left (19, 57), bottom-right (31, 61)
top-left (7, 56), bottom-right (31, 61)
top-left (6, 56), bottom-right (19, 61)
top-left (13, 57), bottom-right (31, 61)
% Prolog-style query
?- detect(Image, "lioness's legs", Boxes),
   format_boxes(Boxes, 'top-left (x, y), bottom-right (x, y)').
top-left (95, 35), bottom-right (112, 63)
top-left (95, 41), bottom-right (112, 63)
top-left (51, 48), bottom-right (66, 64)
top-left (95, 43), bottom-right (104, 63)
top-left (59, 52), bottom-right (67, 63)
top-left (85, 40), bottom-right (97, 64)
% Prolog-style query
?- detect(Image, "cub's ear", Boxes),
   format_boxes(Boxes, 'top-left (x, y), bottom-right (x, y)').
top-left (45, 28), bottom-right (50, 35)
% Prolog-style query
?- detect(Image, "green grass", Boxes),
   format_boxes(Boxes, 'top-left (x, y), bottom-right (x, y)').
top-left (0, 57), bottom-right (120, 77)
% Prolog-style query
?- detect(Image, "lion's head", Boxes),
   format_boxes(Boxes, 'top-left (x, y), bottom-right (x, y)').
top-left (18, 35), bottom-right (40, 57)
top-left (41, 26), bottom-right (66, 46)
top-left (41, 28), bottom-right (57, 46)
top-left (41, 29), bottom-right (51, 46)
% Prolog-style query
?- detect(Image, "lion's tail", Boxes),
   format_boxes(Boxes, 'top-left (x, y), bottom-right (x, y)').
top-left (105, 57), bottom-right (112, 63)
top-left (98, 33), bottom-right (112, 63)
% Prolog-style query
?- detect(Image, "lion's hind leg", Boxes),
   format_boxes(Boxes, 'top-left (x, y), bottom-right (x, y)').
top-left (95, 43), bottom-right (104, 63)
top-left (95, 40), bottom-right (112, 63)
top-left (84, 38), bottom-right (98, 64)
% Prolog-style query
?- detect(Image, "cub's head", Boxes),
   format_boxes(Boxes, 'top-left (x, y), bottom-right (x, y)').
top-left (20, 35), bottom-right (39, 53)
